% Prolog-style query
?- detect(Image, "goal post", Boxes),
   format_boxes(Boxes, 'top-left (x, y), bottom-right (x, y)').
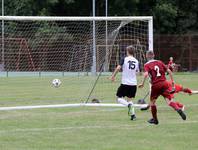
top-left (148, 17), bottom-right (153, 51)
top-left (0, 16), bottom-right (153, 107)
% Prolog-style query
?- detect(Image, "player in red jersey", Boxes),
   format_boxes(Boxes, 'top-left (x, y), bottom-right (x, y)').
top-left (140, 81), bottom-right (197, 111)
top-left (167, 57), bottom-right (174, 72)
top-left (166, 82), bottom-right (198, 110)
top-left (139, 51), bottom-right (186, 125)
top-left (168, 81), bottom-right (198, 95)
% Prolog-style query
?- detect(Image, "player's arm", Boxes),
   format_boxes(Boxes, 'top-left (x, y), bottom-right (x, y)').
top-left (110, 65), bottom-right (121, 82)
top-left (110, 57), bottom-right (124, 82)
top-left (138, 71), bottom-right (148, 88)
top-left (136, 61), bottom-right (142, 76)
top-left (139, 64), bottom-right (149, 88)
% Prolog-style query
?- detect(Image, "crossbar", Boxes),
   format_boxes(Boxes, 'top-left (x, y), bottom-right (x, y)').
top-left (0, 16), bottom-right (153, 21)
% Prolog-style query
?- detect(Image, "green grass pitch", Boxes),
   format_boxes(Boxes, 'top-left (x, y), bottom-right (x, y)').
top-left (0, 73), bottom-right (198, 150)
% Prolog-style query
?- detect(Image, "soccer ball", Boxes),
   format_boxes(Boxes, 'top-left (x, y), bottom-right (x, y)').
top-left (52, 79), bottom-right (61, 87)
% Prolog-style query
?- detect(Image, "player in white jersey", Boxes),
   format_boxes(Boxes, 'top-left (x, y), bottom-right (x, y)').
top-left (110, 46), bottom-right (139, 120)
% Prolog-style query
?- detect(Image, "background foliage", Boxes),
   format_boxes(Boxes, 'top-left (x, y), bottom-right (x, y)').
top-left (0, 0), bottom-right (198, 34)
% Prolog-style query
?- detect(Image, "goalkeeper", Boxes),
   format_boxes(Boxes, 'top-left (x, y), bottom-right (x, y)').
top-left (166, 81), bottom-right (198, 110)
top-left (168, 81), bottom-right (198, 95)
top-left (110, 46), bottom-right (140, 120)
top-left (141, 81), bottom-right (198, 111)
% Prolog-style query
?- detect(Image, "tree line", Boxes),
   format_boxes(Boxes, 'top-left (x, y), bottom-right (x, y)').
top-left (1, 0), bottom-right (198, 34)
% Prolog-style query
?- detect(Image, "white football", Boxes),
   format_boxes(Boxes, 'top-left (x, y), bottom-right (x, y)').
top-left (52, 79), bottom-right (61, 87)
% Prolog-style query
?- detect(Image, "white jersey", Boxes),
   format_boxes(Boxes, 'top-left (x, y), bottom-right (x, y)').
top-left (120, 56), bottom-right (139, 86)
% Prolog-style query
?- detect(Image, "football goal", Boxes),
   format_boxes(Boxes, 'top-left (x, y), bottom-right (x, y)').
top-left (0, 16), bottom-right (153, 110)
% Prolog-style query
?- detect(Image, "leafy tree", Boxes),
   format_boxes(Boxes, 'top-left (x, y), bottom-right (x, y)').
top-left (0, 0), bottom-right (198, 34)
top-left (153, 1), bottom-right (178, 33)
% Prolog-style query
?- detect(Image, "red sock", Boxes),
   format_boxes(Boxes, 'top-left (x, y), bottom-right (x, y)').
top-left (151, 105), bottom-right (158, 120)
top-left (183, 88), bottom-right (192, 94)
top-left (169, 101), bottom-right (180, 110)
top-left (175, 101), bottom-right (183, 109)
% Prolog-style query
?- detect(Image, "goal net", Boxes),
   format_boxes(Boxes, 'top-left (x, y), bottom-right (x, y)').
top-left (0, 16), bottom-right (153, 108)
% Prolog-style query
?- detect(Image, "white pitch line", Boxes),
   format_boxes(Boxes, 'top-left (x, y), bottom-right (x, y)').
top-left (158, 103), bottom-right (198, 108)
top-left (162, 120), bottom-right (198, 125)
top-left (1, 120), bottom-right (198, 134)
top-left (0, 124), bottom-right (149, 134)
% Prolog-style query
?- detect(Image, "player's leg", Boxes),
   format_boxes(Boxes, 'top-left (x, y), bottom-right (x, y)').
top-left (164, 82), bottom-right (186, 113)
top-left (139, 86), bottom-right (151, 111)
top-left (127, 97), bottom-right (136, 120)
top-left (116, 84), bottom-right (135, 120)
top-left (116, 84), bottom-right (129, 106)
top-left (181, 87), bottom-right (198, 95)
top-left (148, 98), bottom-right (159, 125)
top-left (148, 85), bottom-right (159, 125)
top-left (175, 101), bottom-right (185, 111)
top-left (175, 84), bottom-right (192, 95)
top-left (165, 97), bottom-right (180, 110)
top-left (164, 81), bottom-right (181, 108)
top-left (164, 87), bottom-right (186, 119)
top-left (183, 88), bottom-right (192, 94)
top-left (174, 83), bottom-right (183, 93)
top-left (117, 96), bottom-right (136, 118)
top-left (117, 97), bottom-right (130, 106)
top-left (126, 85), bottom-right (137, 120)
top-left (165, 98), bottom-right (186, 120)
top-left (174, 83), bottom-right (198, 95)
top-left (191, 90), bottom-right (198, 95)
top-left (166, 83), bottom-right (186, 110)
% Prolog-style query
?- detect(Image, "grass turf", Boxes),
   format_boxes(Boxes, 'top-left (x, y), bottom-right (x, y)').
top-left (0, 73), bottom-right (198, 150)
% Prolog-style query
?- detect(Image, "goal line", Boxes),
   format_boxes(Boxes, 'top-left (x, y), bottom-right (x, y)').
top-left (0, 103), bottom-right (149, 111)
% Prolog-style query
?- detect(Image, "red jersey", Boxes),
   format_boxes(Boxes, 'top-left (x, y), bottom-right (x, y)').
top-left (144, 60), bottom-right (167, 85)
top-left (168, 60), bottom-right (173, 66)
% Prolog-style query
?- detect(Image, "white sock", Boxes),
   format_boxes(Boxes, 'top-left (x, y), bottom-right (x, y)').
top-left (192, 90), bottom-right (198, 94)
top-left (117, 98), bottom-right (129, 106)
top-left (131, 107), bottom-right (135, 115)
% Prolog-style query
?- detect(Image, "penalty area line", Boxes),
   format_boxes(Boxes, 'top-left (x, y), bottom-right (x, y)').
top-left (1, 120), bottom-right (198, 134)
top-left (0, 124), bottom-right (150, 134)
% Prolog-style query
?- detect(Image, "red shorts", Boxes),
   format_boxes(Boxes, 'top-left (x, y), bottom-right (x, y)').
top-left (150, 81), bottom-right (174, 100)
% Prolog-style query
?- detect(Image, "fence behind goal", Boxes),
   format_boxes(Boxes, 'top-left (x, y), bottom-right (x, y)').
top-left (0, 16), bottom-right (152, 107)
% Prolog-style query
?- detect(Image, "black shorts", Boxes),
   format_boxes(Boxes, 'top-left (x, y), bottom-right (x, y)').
top-left (116, 84), bottom-right (137, 98)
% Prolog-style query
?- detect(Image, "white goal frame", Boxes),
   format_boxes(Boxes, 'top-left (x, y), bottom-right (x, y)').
top-left (0, 16), bottom-right (153, 110)
top-left (0, 103), bottom-right (149, 111)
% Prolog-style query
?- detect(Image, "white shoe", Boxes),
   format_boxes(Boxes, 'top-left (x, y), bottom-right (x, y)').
top-left (182, 105), bottom-right (185, 111)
